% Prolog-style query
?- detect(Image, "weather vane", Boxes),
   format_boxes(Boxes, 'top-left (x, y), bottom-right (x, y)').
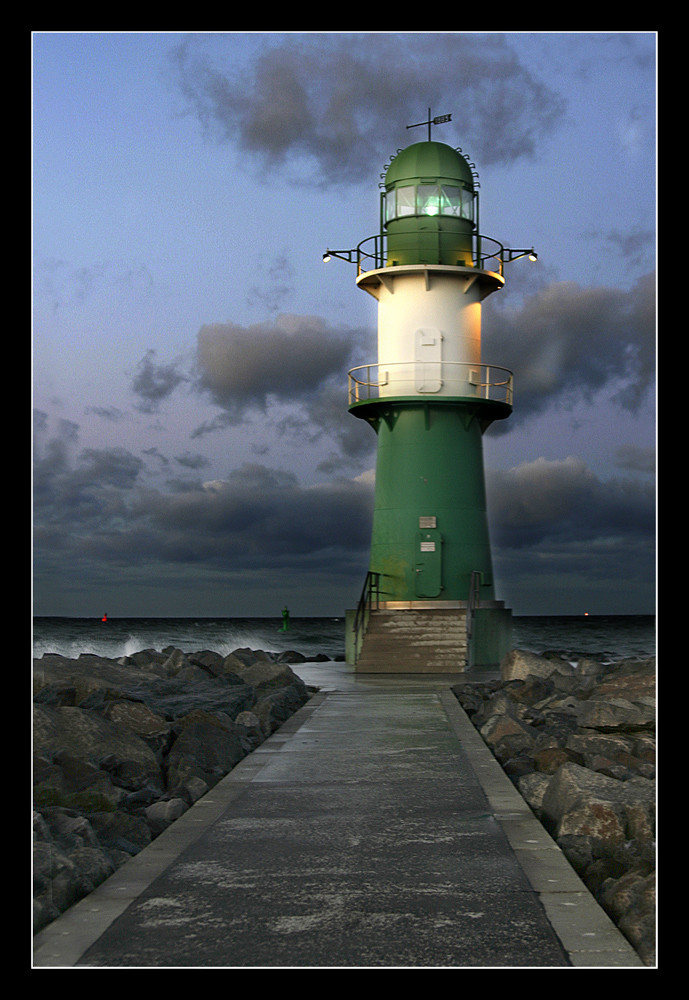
top-left (407, 108), bottom-right (452, 142)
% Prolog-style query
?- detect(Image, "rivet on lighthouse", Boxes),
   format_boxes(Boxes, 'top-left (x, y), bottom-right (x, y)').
top-left (325, 111), bottom-right (537, 672)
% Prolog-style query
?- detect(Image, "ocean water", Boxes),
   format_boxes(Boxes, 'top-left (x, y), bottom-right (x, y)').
top-left (32, 614), bottom-right (656, 666)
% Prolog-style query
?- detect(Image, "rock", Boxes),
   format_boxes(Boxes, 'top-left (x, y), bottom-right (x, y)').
top-left (576, 696), bottom-right (655, 732)
top-left (33, 808), bottom-right (117, 933)
top-left (33, 704), bottom-right (164, 792)
top-left (175, 775), bottom-right (209, 806)
top-left (33, 650), bottom-right (256, 721)
top-left (229, 660), bottom-right (310, 736)
top-left (456, 649), bottom-right (656, 965)
top-left (479, 706), bottom-right (538, 749)
top-left (500, 648), bottom-right (575, 682)
top-left (533, 746), bottom-right (584, 774)
top-left (541, 762), bottom-right (655, 843)
top-left (33, 644), bottom-right (314, 934)
top-left (517, 772), bottom-right (552, 817)
top-left (276, 650), bottom-right (307, 663)
top-left (102, 700), bottom-right (171, 756)
top-left (33, 750), bottom-right (124, 812)
top-left (145, 798), bottom-right (188, 836)
top-left (234, 709), bottom-right (264, 748)
top-left (600, 869), bottom-right (656, 966)
top-left (165, 710), bottom-right (250, 794)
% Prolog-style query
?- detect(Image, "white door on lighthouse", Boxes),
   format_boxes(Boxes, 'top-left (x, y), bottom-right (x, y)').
top-left (415, 328), bottom-right (442, 393)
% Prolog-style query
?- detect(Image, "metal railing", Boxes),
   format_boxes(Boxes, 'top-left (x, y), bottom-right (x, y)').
top-left (349, 231), bottom-right (520, 275)
top-left (348, 362), bottom-right (513, 407)
top-left (466, 570), bottom-right (482, 669)
top-left (352, 571), bottom-right (382, 663)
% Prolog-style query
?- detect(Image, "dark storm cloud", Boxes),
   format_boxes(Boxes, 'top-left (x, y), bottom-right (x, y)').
top-left (171, 33), bottom-right (566, 183)
top-left (195, 313), bottom-right (364, 421)
top-left (487, 454), bottom-right (655, 613)
top-left (33, 421), bottom-right (374, 581)
top-left (484, 271), bottom-right (655, 425)
top-left (129, 464), bottom-right (374, 570)
top-left (34, 410), bottom-right (652, 603)
top-left (34, 441), bottom-right (145, 532)
top-left (487, 456), bottom-right (655, 552)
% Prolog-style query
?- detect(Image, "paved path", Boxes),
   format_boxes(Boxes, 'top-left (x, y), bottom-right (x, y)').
top-left (33, 663), bottom-right (643, 968)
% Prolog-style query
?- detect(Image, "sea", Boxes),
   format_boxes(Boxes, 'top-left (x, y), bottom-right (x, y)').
top-left (32, 614), bottom-right (656, 667)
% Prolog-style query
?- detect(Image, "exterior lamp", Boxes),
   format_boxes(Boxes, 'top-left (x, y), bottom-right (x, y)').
top-left (503, 247), bottom-right (539, 265)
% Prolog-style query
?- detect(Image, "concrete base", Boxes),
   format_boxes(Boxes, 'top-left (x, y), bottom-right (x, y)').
top-left (347, 605), bottom-right (512, 673)
top-left (349, 607), bottom-right (468, 673)
top-left (469, 606), bottom-right (513, 670)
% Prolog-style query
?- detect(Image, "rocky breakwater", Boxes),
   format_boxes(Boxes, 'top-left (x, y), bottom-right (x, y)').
top-left (453, 649), bottom-right (656, 966)
top-left (33, 644), bottom-right (316, 933)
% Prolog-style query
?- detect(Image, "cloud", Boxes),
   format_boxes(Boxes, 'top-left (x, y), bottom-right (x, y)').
top-left (175, 451), bottom-right (212, 470)
top-left (486, 454), bottom-right (655, 613)
top-left (34, 408), bottom-right (654, 614)
top-left (33, 429), bottom-right (374, 583)
top-left (247, 253), bottom-right (295, 314)
top-left (484, 271), bottom-right (655, 424)
top-left (170, 33), bottom-right (567, 184)
top-left (84, 405), bottom-right (127, 423)
top-left (131, 349), bottom-right (189, 413)
top-left (34, 258), bottom-right (155, 315)
top-left (194, 313), bottom-right (364, 423)
top-left (614, 444), bottom-right (655, 476)
top-left (487, 455), bottom-right (655, 551)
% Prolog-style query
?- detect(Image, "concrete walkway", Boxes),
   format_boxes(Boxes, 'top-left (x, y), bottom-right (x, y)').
top-left (33, 662), bottom-right (643, 968)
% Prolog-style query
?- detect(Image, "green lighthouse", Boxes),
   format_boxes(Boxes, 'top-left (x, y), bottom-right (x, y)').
top-left (326, 114), bottom-right (536, 671)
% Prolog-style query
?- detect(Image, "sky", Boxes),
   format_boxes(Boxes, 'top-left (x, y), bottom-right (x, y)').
top-left (32, 31), bottom-right (657, 619)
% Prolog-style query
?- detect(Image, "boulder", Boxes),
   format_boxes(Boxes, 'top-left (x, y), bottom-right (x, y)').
top-left (541, 762), bottom-right (655, 843)
top-left (145, 798), bottom-right (188, 836)
top-left (87, 809), bottom-right (153, 856)
top-left (600, 869), bottom-right (656, 966)
top-left (456, 649), bottom-right (656, 965)
top-left (228, 660), bottom-right (310, 735)
top-left (33, 809), bottom-right (117, 933)
top-left (33, 704), bottom-right (164, 792)
top-left (33, 750), bottom-right (124, 812)
top-left (500, 648), bottom-right (575, 682)
top-left (165, 710), bottom-right (251, 794)
top-left (576, 696), bottom-right (655, 732)
top-left (33, 644), bottom-right (316, 934)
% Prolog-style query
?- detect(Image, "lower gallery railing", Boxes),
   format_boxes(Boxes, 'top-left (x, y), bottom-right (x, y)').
top-left (348, 362), bottom-right (513, 407)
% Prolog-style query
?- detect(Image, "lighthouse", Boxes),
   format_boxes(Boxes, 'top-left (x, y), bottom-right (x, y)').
top-left (326, 113), bottom-right (536, 672)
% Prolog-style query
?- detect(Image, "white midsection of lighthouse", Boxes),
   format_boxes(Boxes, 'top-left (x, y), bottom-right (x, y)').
top-left (356, 264), bottom-right (503, 399)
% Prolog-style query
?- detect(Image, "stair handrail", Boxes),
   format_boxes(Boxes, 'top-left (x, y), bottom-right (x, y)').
top-left (353, 571), bottom-right (381, 663)
top-left (467, 570), bottom-right (482, 637)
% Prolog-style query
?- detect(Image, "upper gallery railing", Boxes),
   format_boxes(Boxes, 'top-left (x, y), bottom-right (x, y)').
top-left (323, 232), bottom-right (536, 275)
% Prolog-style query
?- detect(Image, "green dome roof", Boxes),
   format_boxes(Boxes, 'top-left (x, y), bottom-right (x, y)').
top-left (385, 141), bottom-right (475, 190)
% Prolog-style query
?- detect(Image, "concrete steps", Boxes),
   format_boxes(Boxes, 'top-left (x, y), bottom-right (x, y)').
top-left (355, 608), bottom-right (468, 673)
